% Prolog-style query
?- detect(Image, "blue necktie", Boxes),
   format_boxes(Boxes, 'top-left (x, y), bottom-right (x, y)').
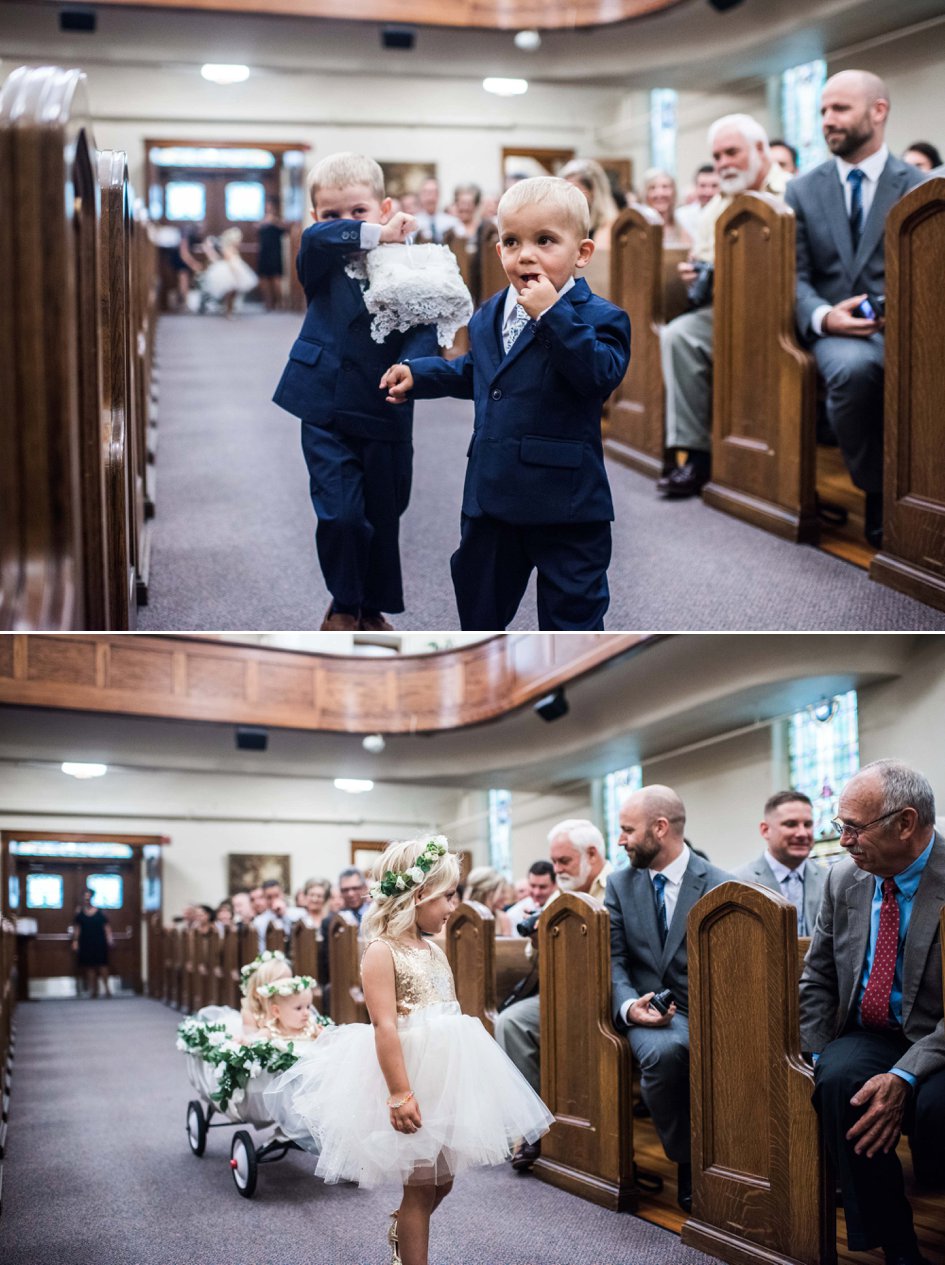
top-left (848, 168), bottom-right (865, 251)
top-left (652, 873), bottom-right (668, 945)
top-left (783, 871), bottom-right (807, 936)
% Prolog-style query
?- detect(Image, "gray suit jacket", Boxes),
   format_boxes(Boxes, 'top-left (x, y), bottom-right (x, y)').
top-left (799, 832), bottom-right (945, 1083)
top-left (606, 851), bottom-right (732, 1026)
top-left (784, 153), bottom-right (925, 339)
top-left (732, 854), bottom-right (826, 936)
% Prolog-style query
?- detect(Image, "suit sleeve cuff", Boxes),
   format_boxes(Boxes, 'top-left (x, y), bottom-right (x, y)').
top-left (360, 223), bottom-right (382, 251)
top-left (811, 304), bottom-right (832, 336)
top-left (890, 1067), bottom-right (916, 1088)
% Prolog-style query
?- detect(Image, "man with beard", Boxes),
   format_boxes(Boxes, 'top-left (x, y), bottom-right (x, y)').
top-left (785, 71), bottom-right (924, 547)
top-left (549, 818), bottom-right (613, 901)
top-left (658, 114), bottom-right (787, 498)
top-left (605, 785), bottom-right (731, 1210)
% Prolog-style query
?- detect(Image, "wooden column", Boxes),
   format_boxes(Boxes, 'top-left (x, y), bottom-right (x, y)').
top-left (682, 881), bottom-right (835, 1265)
top-left (703, 192), bottom-right (819, 542)
top-left (533, 891), bottom-right (636, 1211)
top-left (870, 177), bottom-right (945, 612)
top-left (445, 900), bottom-right (498, 1035)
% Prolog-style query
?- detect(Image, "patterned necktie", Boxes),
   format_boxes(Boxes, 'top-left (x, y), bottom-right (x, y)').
top-left (861, 878), bottom-right (900, 1029)
top-left (848, 168), bottom-right (865, 251)
top-left (503, 304), bottom-right (530, 355)
top-left (783, 871), bottom-right (807, 936)
top-left (652, 873), bottom-right (669, 946)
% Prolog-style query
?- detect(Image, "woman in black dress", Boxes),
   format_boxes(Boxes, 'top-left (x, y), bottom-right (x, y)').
top-left (257, 199), bottom-right (288, 311)
top-left (72, 888), bottom-right (113, 998)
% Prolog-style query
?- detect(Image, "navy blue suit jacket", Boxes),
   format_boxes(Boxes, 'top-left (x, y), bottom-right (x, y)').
top-left (406, 278), bottom-right (631, 526)
top-left (272, 221), bottom-right (438, 442)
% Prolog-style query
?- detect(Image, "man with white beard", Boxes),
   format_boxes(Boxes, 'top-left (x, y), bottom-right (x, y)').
top-left (658, 114), bottom-right (788, 499)
top-left (549, 819), bottom-right (613, 902)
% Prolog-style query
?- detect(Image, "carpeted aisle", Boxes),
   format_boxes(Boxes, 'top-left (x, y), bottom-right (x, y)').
top-left (1, 998), bottom-right (713, 1265)
top-left (136, 313), bottom-right (945, 632)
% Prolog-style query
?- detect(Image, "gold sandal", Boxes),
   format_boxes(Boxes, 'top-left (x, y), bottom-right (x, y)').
top-left (388, 1212), bottom-right (402, 1265)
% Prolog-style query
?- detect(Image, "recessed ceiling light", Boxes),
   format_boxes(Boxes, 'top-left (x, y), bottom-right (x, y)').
top-left (61, 762), bottom-right (108, 779)
top-left (483, 77), bottom-right (529, 97)
top-left (201, 64), bottom-right (250, 85)
top-left (333, 778), bottom-right (374, 794)
top-left (514, 30), bottom-right (541, 51)
top-left (362, 734), bottom-right (386, 754)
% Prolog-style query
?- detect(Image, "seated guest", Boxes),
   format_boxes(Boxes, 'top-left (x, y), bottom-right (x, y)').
top-left (300, 877), bottom-right (332, 936)
top-left (214, 900), bottom-right (233, 932)
top-left (548, 819), bottom-right (613, 901)
top-left (800, 759), bottom-right (945, 1265)
top-left (248, 885), bottom-right (267, 917)
top-left (560, 157), bottom-right (620, 249)
top-left (505, 859), bottom-right (558, 936)
top-left (658, 113), bottom-right (787, 499)
top-left (769, 138), bottom-right (800, 176)
top-left (413, 176), bottom-right (460, 243)
top-left (733, 789), bottom-right (825, 935)
top-left (465, 865), bottom-right (514, 935)
top-left (336, 866), bottom-right (371, 928)
top-left (252, 878), bottom-right (304, 951)
top-left (785, 70), bottom-right (925, 547)
top-left (675, 163), bottom-right (721, 239)
top-left (230, 889), bottom-right (253, 923)
top-left (902, 141), bottom-right (942, 173)
top-left (606, 784), bottom-right (731, 1210)
top-left (450, 183), bottom-right (482, 239)
top-left (192, 904), bottom-right (216, 935)
top-left (642, 168), bottom-right (692, 249)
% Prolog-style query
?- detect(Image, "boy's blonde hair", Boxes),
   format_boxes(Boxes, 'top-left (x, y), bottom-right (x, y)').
top-left (241, 956), bottom-right (292, 1027)
top-left (308, 152), bottom-right (385, 205)
top-left (362, 836), bottom-right (460, 942)
top-left (498, 176), bottom-right (591, 240)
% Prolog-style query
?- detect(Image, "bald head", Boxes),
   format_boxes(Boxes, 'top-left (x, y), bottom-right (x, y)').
top-left (821, 69), bottom-right (890, 162)
top-left (617, 784), bottom-right (687, 871)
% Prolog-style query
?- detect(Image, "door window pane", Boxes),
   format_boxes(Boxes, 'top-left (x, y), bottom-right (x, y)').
top-left (225, 180), bottom-right (266, 221)
top-left (87, 874), bottom-right (123, 910)
top-left (9, 875), bottom-right (20, 909)
top-left (26, 874), bottom-right (64, 909)
top-left (165, 181), bottom-right (206, 221)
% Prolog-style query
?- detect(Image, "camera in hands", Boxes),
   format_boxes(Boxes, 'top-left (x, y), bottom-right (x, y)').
top-left (650, 988), bottom-right (675, 1016)
top-left (516, 912), bottom-right (541, 937)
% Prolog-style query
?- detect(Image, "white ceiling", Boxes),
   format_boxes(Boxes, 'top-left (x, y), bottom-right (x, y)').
top-left (3, 0), bottom-right (944, 91)
top-left (0, 633), bottom-right (918, 791)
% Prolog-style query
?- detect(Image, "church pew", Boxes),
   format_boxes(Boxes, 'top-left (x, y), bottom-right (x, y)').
top-left (326, 917), bottom-right (368, 1024)
top-left (0, 917), bottom-right (15, 1195)
top-left (870, 177), bottom-right (945, 612)
top-left (446, 900), bottom-right (498, 1031)
top-left (479, 222), bottom-right (506, 303)
top-left (181, 930), bottom-right (196, 1013)
top-left (702, 191), bottom-right (820, 542)
top-left (605, 204), bottom-right (669, 477)
top-left (682, 881), bottom-right (835, 1265)
top-left (288, 921), bottom-right (326, 1012)
top-left (662, 245), bottom-right (691, 324)
top-left (583, 246), bottom-right (611, 303)
top-left (534, 891), bottom-right (637, 1212)
top-left (146, 915), bottom-right (163, 1000)
top-left (443, 231), bottom-right (472, 356)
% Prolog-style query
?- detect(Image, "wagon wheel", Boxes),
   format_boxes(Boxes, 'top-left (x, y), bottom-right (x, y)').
top-left (230, 1130), bottom-right (258, 1198)
top-left (186, 1100), bottom-right (207, 1157)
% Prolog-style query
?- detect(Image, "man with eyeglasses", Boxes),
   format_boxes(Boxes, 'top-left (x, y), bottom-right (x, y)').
top-left (733, 790), bottom-right (826, 936)
top-left (336, 867), bottom-right (371, 928)
top-left (800, 759), bottom-right (945, 1265)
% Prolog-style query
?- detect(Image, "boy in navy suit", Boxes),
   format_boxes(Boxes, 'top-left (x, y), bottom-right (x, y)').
top-left (272, 153), bottom-right (438, 631)
top-left (381, 177), bottom-right (631, 631)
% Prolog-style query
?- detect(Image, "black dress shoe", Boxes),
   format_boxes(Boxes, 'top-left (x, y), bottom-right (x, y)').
top-left (510, 1139), bottom-right (541, 1172)
top-left (865, 490), bottom-right (883, 548)
top-left (676, 1162), bottom-right (692, 1212)
top-left (656, 449), bottom-right (680, 494)
top-left (660, 462), bottom-right (710, 499)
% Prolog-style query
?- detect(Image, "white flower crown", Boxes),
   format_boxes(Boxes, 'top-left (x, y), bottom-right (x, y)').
top-left (369, 836), bottom-right (449, 900)
top-left (257, 974), bottom-right (316, 998)
top-left (239, 950), bottom-right (287, 995)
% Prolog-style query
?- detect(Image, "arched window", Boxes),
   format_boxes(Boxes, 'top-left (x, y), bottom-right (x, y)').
top-left (602, 765), bottom-right (643, 866)
top-left (788, 690), bottom-right (860, 851)
top-left (488, 789), bottom-right (512, 876)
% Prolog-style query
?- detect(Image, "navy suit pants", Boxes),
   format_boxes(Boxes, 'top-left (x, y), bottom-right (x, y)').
top-left (301, 421), bottom-right (412, 613)
top-left (812, 332), bottom-right (884, 494)
top-left (450, 513), bottom-right (611, 631)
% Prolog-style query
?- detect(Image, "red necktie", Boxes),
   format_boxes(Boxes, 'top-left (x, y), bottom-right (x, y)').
top-left (861, 878), bottom-right (900, 1030)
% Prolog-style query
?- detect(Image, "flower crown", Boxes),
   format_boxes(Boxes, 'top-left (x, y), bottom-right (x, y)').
top-left (258, 975), bottom-right (316, 998)
top-left (239, 950), bottom-right (287, 995)
top-left (370, 836), bottom-right (449, 900)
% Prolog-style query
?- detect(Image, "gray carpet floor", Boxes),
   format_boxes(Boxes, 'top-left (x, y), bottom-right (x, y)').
top-left (136, 313), bottom-right (945, 632)
top-left (1, 998), bottom-right (714, 1265)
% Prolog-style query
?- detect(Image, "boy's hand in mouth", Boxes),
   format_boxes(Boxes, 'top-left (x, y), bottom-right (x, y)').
top-left (517, 272), bottom-right (559, 320)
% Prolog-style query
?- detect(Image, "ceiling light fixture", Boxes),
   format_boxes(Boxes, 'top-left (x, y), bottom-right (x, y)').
top-left (333, 778), bottom-right (374, 794)
top-left (514, 30), bottom-right (541, 51)
top-left (201, 64), bottom-right (250, 85)
top-left (362, 734), bottom-right (386, 754)
top-left (483, 77), bottom-right (529, 97)
top-left (61, 762), bottom-right (108, 779)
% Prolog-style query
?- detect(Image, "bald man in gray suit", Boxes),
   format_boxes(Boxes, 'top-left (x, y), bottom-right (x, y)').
top-left (605, 785), bottom-right (731, 1211)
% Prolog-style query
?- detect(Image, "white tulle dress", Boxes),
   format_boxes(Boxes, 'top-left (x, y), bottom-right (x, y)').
top-left (263, 937), bottom-right (553, 1187)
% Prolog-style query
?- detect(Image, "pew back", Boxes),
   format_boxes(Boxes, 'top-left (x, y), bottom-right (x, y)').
top-left (478, 222), bottom-right (506, 303)
top-left (327, 918), bottom-right (368, 1024)
top-left (445, 901), bottom-right (498, 1033)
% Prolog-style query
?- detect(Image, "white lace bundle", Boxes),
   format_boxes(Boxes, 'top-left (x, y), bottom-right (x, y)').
top-left (349, 243), bottom-right (474, 348)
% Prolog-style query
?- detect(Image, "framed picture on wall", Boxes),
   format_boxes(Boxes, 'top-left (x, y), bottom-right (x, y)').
top-left (351, 840), bottom-right (387, 880)
top-left (380, 162), bottom-right (436, 199)
top-left (228, 853), bottom-right (291, 895)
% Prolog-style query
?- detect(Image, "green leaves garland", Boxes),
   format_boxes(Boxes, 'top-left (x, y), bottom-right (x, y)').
top-left (176, 1016), bottom-right (310, 1112)
top-left (370, 835), bottom-right (449, 899)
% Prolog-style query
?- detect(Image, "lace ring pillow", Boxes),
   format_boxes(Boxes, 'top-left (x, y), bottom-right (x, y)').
top-left (347, 243), bottom-right (474, 349)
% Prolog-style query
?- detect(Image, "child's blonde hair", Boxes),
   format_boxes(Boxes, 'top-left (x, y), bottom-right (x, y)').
top-left (241, 956), bottom-right (292, 1028)
top-left (308, 152), bottom-right (385, 206)
top-left (497, 176), bottom-right (591, 240)
top-left (362, 836), bottom-right (460, 942)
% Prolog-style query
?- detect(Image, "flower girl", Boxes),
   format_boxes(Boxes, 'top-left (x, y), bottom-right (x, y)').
top-left (265, 835), bottom-right (553, 1265)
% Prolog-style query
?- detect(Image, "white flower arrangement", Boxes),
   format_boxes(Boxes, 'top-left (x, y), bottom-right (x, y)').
top-left (257, 974), bottom-right (316, 998)
top-left (370, 836), bottom-right (451, 900)
top-left (176, 1016), bottom-right (301, 1113)
top-left (239, 950), bottom-right (288, 995)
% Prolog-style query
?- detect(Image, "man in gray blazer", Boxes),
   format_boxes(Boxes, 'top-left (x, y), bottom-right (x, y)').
top-left (800, 760), bottom-right (945, 1265)
top-left (784, 70), bottom-right (925, 546)
top-left (605, 785), bottom-right (731, 1211)
top-left (733, 789), bottom-right (826, 936)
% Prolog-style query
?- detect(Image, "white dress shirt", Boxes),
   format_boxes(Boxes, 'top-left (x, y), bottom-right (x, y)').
top-left (620, 844), bottom-right (692, 1025)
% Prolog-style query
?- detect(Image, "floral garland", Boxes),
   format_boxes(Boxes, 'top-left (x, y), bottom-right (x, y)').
top-left (176, 1017), bottom-right (299, 1112)
top-left (239, 949), bottom-right (287, 996)
top-left (370, 836), bottom-right (449, 900)
top-left (257, 974), bottom-right (317, 998)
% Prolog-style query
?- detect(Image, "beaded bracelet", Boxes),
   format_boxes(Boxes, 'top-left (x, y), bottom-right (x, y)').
top-left (387, 1090), bottom-right (414, 1110)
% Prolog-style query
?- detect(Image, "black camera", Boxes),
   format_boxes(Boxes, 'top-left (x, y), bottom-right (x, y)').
top-left (687, 261), bottom-right (714, 309)
top-left (853, 294), bottom-right (885, 321)
top-left (650, 988), bottom-right (675, 1016)
top-left (516, 912), bottom-right (541, 937)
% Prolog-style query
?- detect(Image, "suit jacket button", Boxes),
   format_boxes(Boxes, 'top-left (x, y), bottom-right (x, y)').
top-left (491, 388), bottom-right (502, 400)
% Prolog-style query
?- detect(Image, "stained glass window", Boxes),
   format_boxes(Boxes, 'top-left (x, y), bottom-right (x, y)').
top-left (603, 765), bottom-right (643, 866)
top-left (650, 89), bottom-right (678, 176)
top-left (788, 690), bottom-right (859, 851)
top-left (488, 789), bottom-right (512, 876)
top-left (781, 60), bottom-right (828, 173)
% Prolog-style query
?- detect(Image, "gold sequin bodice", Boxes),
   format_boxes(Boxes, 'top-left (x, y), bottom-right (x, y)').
top-left (381, 937), bottom-right (456, 1016)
